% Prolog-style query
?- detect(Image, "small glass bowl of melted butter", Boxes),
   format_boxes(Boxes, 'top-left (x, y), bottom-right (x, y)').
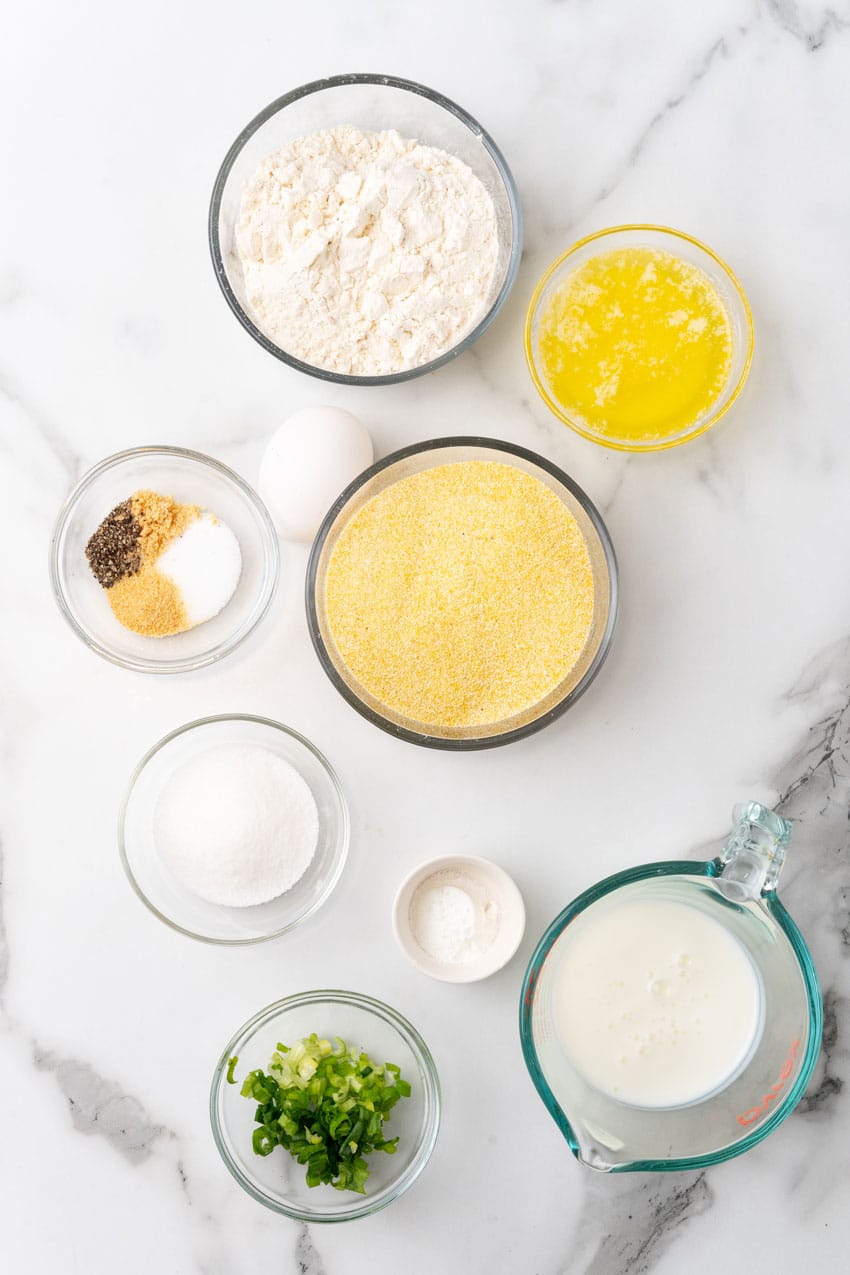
top-left (525, 224), bottom-right (754, 452)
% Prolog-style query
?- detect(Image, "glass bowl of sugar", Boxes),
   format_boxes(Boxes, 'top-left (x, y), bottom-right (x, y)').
top-left (209, 74), bottom-right (522, 384)
top-left (119, 715), bottom-right (350, 943)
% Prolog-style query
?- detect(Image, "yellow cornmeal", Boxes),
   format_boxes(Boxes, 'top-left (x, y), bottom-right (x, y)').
top-left (324, 461), bottom-right (595, 729)
top-left (537, 246), bottom-right (733, 443)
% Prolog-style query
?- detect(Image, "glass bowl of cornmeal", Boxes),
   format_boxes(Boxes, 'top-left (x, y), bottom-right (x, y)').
top-left (306, 437), bottom-right (618, 749)
top-left (525, 225), bottom-right (754, 452)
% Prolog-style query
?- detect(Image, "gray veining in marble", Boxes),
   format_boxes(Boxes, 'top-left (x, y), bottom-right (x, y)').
top-left (566, 1172), bottom-right (714, 1275)
top-left (589, 35), bottom-right (736, 213)
top-left (765, 0), bottom-right (850, 49)
top-left (32, 1048), bottom-right (167, 1163)
top-left (295, 1224), bottom-right (327, 1275)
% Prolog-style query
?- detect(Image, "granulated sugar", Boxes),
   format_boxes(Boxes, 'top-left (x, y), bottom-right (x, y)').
top-left (157, 515), bottom-right (241, 627)
top-left (154, 743), bottom-right (318, 907)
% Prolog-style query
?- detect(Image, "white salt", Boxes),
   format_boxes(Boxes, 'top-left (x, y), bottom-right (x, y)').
top-left (157, 514), bottom-right (241, 626)
top-left (153, 743), bottom-right (318, 907)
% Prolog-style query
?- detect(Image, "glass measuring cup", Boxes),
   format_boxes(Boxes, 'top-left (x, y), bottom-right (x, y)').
top-left (519, 803), bottom-right (822, 1171)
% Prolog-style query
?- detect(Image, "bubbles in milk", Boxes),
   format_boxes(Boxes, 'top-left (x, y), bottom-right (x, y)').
top-left (553, 897), bottom-right (763, 1108)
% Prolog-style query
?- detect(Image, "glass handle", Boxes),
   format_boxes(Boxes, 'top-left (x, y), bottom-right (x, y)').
top-left (717, 801), bottom-right (791, 900)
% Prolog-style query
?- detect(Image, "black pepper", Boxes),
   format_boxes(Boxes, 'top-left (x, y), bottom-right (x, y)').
top-left (85, 499), bottom-right (142, 588)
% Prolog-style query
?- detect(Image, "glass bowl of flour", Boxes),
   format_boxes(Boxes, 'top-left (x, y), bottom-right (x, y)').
top-left (120, 715), bottom-right (349, 943)
top-left (209, 74), bottom-right (522, 384)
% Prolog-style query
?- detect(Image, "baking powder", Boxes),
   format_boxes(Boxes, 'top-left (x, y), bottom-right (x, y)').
top-left (409, 867), bottom-right (500, 965)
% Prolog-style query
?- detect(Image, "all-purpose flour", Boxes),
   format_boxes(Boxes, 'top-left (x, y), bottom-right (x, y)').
top-left (235, 126), bottom-right (500, 376)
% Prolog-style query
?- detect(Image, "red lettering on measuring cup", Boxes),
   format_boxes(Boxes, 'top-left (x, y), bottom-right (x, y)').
top-left (736, 1038), bottom-right (800, 1126)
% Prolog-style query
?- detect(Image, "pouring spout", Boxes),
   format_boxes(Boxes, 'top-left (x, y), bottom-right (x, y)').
top-left (718, 801), bottom-right (791, 900)
top-left (573, 1121), bottom-right (628, 1172)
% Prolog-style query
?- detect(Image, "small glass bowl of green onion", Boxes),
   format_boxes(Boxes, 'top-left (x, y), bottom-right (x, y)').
top-left (210, 990), bottom-right (441, 1221)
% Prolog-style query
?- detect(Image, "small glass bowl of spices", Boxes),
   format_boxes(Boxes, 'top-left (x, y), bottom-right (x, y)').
top-left (393, 855), bottom-right (526, 983)
top-left (525, 225), bottom-right (754, 452)
top-left (307, 437), bottom-right (618, 748)
top-left (50, 446), bottom-right (279, 673)
top-left (120, 715), bottom-right (349, 943)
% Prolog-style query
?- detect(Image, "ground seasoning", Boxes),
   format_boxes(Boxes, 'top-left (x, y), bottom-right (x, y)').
top-left (85, 499), bottom-right (142, 588)
top-left (107, 565), bottom-right (190, 636)
top-left (131, 489), bottom-right (199, 563)
top-left (85, 489), bottom-right (239, 638)
top-left (324, 460), bottom-right (595, 728)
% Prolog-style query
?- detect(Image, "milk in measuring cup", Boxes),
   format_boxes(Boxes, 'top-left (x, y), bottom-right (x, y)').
top-left (554, 898), bottom-right (762, 1107)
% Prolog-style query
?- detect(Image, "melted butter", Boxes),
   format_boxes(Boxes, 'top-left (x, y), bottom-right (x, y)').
top-left (537, 246), bottom-right (733, 444)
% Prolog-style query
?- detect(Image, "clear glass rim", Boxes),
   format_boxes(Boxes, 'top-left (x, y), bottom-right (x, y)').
top-left (518, 858), bottom-right (823, 1172)
top-left (48, 445), bottom-right (280, 674)
top-left (305, 435), bottom-right (620, 750)
top-left (208, 73), bottom-right (523, 385)
top-left (209, 988), bottom-right (442, 1221)
top-left (524, 223), bottom-right (756, 453)
top-left (118, 714), bottom-right (350, 945)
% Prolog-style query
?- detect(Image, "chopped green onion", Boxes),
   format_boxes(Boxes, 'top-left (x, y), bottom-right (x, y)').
top-left (238, 1033), bottom-right (411, 1194)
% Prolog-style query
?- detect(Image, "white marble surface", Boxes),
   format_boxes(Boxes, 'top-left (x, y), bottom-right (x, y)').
top-left (2, 1), bottom-right (849, 1270)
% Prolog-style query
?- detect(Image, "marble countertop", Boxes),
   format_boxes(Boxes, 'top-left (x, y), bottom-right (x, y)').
top-left (2, 1), bottom-right (849, 1271)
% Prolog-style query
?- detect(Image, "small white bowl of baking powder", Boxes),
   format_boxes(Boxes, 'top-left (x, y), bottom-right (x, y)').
top-left (392, 854), bottom-right (525, 983)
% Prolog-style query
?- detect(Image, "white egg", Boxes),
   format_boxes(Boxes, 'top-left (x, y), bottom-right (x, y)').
top-left (258, 406), bottom-right (374, 542)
